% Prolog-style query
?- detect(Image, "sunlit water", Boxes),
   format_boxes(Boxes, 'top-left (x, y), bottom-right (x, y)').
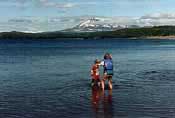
top-left (0, 38), bottom-right (175, 118)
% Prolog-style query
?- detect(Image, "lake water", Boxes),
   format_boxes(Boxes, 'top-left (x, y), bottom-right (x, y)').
top-left (0, 38), bottom-right (175, 118)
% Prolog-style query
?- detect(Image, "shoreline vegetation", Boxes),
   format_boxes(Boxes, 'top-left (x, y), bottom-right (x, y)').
top-left (1, 26), bottom-right (175, 40)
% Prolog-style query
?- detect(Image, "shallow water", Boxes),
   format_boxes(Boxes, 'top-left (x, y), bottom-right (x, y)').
top-left (0, 38), bottom-right (175, 118)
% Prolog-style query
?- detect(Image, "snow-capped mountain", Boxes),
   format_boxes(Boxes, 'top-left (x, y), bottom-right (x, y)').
top-left (63, 17), bottom-right (140, 32)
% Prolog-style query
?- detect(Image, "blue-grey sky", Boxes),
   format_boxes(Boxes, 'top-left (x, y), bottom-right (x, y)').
top-left (1, 0), bottom-right (175, 32)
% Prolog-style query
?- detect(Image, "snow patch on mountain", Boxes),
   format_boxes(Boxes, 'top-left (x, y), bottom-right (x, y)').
top-left (64, 17), bottom-right (141, 32)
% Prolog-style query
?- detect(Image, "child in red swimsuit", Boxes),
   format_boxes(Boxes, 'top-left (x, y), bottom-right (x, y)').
top-left (91, 59), bottom-right (101, 87)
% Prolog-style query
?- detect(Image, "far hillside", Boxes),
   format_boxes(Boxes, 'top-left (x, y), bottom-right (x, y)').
top-left (0, 26), bottom-right (175, 39)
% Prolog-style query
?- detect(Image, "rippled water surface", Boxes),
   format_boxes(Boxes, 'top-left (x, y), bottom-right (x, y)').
top-left (0, 38), bottom-right (175, 118)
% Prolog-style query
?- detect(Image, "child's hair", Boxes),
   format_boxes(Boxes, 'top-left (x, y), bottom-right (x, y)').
top-left (94, 59), bottom-right (100, 64)
top-left (104, 53), bottom-right (111, 59)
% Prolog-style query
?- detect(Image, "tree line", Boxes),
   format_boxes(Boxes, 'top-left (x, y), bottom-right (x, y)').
top-left (0, 26), bottom-right (175, 39)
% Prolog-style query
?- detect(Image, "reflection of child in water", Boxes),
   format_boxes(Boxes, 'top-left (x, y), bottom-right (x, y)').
top-left (90, 59), bottom-right (101, 87)
top-left (91, 88), bottom-right (113, 118)
top-left (91, 86), bottom-right (100, 113)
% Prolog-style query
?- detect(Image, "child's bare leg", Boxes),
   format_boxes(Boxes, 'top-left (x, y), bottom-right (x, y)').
top-left (97, 80), bottom-right (101, 87)
top-left (108, 77), bottom-right (112, 90)
top-left (101, 80), bottom-right (104, 90)
top-left (101, 74), bottom-right (106, 90)
top-left (91, 79), bottom-right (95, 87)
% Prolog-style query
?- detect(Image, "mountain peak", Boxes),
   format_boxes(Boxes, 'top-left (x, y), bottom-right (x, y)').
top-left (63, 17), bottom-right (141, 32)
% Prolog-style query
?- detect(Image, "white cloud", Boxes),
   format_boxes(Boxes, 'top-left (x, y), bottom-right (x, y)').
top-left (0, 0), bottom-right (30, 8)
top-left (139, 13), bottom-right (175, 26)
top-left (0, 16), bottom-right (78, 32)
top-left (8, 18), bottom-right (33, 23)
top-left (38, 0), bottom-right (75, 9)
top-left (141, 13), bottom-right (175, 19)
top-left (0, 0), bottom-right (75, 9)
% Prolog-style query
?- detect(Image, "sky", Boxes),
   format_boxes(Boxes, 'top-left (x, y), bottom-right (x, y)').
top-left (1, 0), bottom-right (175, 32)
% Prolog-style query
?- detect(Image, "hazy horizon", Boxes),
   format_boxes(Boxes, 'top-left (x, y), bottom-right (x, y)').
top-left (1, 0), bottom-right (175, 32)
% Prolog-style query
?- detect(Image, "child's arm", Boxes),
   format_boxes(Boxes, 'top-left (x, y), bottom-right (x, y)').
top-left (90, 66), bottom-right (94, 78)
top-left (99, 61), bottom-right (104, 66)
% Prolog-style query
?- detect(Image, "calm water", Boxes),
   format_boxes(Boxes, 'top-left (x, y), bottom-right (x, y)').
top-left (0, 38), bottom-right (175, 118)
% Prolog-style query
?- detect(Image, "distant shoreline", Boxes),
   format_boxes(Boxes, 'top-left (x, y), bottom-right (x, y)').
top-left (1, 26), bottom-right (175, 40)
top-left (144, 36), bottom-right (175, 40)
top-left (128, 36), bottom-right (175, 40)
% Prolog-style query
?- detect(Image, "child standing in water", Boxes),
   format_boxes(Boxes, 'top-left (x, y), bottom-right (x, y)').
top-left (101, 53), bottom-right (113, 90)
top-left (91, 59), bottom-right (101, 87)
